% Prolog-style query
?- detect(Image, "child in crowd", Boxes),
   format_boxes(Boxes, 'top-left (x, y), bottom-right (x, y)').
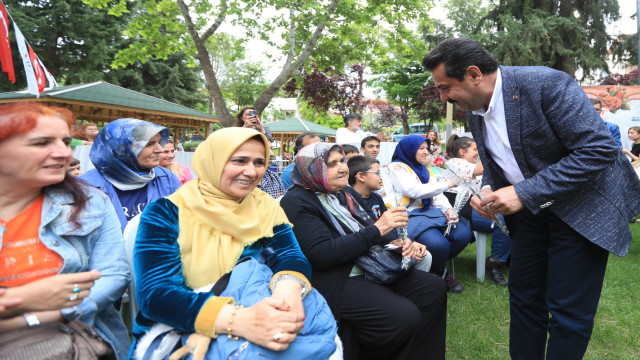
top-left (347, 155), bottom-right (432, 272)
top-left (360, 135), bottom-right (381, 159)
top-left (623, 126), bottom-right (640, 164)
top-left (341, 144), bottom-right (360, 159)
top-left (444, 135), bottom-right (512, 286)
top-left (427, 130), bottom-right (441, 156)
top-left (67, 158), bottom-right (82, 177)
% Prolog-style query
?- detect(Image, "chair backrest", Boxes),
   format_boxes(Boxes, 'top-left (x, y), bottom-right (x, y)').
top-left (123, 214), bottom-right (142, 325)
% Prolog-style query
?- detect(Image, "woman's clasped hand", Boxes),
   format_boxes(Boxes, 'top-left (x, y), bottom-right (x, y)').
top-left (374, 206), bottom-right (409, 235)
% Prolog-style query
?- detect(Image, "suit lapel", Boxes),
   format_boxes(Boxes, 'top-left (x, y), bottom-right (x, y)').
top-left (500, 66), bottom-right (532, 179)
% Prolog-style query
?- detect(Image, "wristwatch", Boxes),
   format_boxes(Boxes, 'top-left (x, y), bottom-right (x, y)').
top-left (23, 312), bottom-right (40, 327)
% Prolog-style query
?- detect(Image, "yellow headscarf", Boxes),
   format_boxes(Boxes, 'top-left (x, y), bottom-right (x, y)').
top-left (167, 128), bottom-right (291, 288)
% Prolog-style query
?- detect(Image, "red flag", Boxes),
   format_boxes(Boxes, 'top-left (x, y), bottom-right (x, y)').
top-left (28, 45), bottom-right (45, 93)
top-left (0, 1), bottom-right (15, 83)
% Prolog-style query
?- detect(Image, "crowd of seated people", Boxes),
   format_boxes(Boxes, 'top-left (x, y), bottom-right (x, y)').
top-left (280, 142), bottom-right (446, 360)
top-left (10, 103), bottom-right (633, 360)
top-left (386, 135), bottom-right (472, 293)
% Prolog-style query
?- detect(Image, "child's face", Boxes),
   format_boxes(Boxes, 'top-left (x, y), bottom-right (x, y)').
top-left (361, 163), bottom-right (383, 191)
top-left (629, 129), bottom-right (639, 141)
top-left (67, 164), bottom-right (81, 177)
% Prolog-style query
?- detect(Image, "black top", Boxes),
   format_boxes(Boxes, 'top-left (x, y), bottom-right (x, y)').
top-left (631, 143), bottom-right (640, 157)
top-left (280, 186), bottom-right (396, 317)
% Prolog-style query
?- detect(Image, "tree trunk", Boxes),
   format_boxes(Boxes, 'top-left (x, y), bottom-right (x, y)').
top-left (253, 0), bottom-right (340, 114)
top-left (177, 0), bottom-right (235, 126)
top-left (402, 107), bottom-right (410, 135)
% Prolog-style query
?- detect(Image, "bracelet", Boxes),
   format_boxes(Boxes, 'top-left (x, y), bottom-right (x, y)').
top-left (226, 305), bottom-right (243, 340)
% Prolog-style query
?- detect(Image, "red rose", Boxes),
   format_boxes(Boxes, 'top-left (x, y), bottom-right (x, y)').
top-left (433, 157), bottom-right (445, 167)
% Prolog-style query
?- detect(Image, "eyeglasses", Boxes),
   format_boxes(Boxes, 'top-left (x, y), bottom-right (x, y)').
top-left (360, 170), bottom-right (380, 175)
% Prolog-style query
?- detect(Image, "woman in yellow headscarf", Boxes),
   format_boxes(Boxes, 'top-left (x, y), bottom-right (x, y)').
top-left (130, 128), bottom-right (337, 359)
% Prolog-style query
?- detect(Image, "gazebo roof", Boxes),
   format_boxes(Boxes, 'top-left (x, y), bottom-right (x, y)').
top-left (267, 118), bottom-right (337, 135)
top-left (0, 81), bottom-right (217, 129)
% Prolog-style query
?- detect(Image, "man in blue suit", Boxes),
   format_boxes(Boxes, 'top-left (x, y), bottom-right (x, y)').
top-left (423, 38), bottom-right (640, 359)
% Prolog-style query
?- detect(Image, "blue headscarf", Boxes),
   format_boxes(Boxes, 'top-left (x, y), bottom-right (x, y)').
top-left (89, 118), bottom-right (168, 191)
top-left (391, 135), bottom-right (432, 208)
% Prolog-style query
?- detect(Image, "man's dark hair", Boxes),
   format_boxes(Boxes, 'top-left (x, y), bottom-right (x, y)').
top-left (590, 98), bottom-right (601, 106)
top-left (343, 113), bottom-right (362, 127)
top-left (293, 131), bottom-right (317, 155)
top-left (360, 135), bottom-right (380, 148)
top-left (422, 37), bottom-right (499, 81)
top-left (347, 155), bottom-right (380, 186)
top-left (342, 144), bottom-right (359, 155)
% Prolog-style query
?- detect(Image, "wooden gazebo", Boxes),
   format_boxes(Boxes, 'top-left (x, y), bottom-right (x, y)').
top-left (267, 118), bottom-right (337, 151)
top-left (0, 81), bottom-right (218, 140)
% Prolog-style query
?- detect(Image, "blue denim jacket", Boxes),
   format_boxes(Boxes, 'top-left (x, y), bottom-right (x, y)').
top-left (0, 186), bottom-right (132, 359)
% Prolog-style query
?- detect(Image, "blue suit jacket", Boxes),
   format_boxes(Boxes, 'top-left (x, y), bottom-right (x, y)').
top-left (467, 66), bottom-right (640, 257)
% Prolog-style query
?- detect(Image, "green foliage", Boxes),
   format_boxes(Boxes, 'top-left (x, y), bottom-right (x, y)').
top-left (104, 52), bottom-right (207, 109)
top-left (222, 62), bottom-right (269, 109)
top-left (611, 33), bottom-right (638, 68)
top-left (1, 0), bottom-right (131, 91)
top-left (298, 101), bottom-right (343, 129)
top-left (83, 0), bottom-right (438, 126)
top-left (433, 0), bottom-right (621, 79)
top-left (375, 61), bottom-right (429, 109)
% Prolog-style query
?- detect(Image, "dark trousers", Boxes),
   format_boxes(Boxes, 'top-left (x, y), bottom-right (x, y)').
top-left (338, 269), bottom-right (447, 360)
top-left (508, 208), bottom-right (609, 360)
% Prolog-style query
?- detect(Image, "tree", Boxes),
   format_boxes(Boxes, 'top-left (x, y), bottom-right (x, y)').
top-left (611, 33), bottom-right (638, 68)
top-left (0, 0), bottom-right (131, 91)
top-left (372, 61), bottom-right (430, 134)
top-left (437, 0), bottom-right (620, 80)
top-left (297, 100), bottom-right (343, 129)
top-left (284, 61), bottom-right (365, 118)
top-left (222, 62), bottom-right (269, 110)
top-left (104, 52), bottom-right (207, 109)
top-left (375, 104), bottom-right (408, 134)
top-left (601, 68), bottom-right (638, 86)
top-left (84, 0), bottom-right (435, 126)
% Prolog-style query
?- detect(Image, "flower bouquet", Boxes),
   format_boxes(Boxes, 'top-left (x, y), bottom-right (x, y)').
top-left (380, 164), bottom-right (411, 270)
top-left (431, 156), bottom-right (509, 236)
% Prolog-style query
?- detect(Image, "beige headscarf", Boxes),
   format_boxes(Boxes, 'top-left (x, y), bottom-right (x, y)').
top-left (167, 128), bottom-right (291, 288)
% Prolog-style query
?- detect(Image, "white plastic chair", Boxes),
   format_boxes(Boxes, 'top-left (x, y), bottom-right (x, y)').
top-left (123, 214), bottom-right (142, 327)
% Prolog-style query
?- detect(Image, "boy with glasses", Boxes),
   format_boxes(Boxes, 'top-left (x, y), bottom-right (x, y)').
top-left (348, 155), bottom-right (432, 271)
top-left (347, 156), bottom-right (385, 216)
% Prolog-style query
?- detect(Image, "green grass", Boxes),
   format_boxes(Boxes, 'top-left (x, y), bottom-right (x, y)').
top-left (445, 224), bottom-right (640, 359)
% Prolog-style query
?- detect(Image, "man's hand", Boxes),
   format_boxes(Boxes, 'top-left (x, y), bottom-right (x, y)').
top-left (470, 188), bottom-right (494, 220)
top-left (480, 185), bottom-right (524, 215)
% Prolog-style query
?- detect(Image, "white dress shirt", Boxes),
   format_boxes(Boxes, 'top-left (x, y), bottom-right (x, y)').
top-left (472, 68), bottom-right (525, 185)
top-left (335, 127), bottom-right (366, 144)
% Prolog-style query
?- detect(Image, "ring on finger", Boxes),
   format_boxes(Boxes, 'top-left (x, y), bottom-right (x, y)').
top-left (272, 332), bottom-right (284, 342)
top-left (486, 203), bottom-right (491, 211)
top-left (69, 294), bottom-right (79, 301)
top-left (72, 284), bottom-right (81, 294)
